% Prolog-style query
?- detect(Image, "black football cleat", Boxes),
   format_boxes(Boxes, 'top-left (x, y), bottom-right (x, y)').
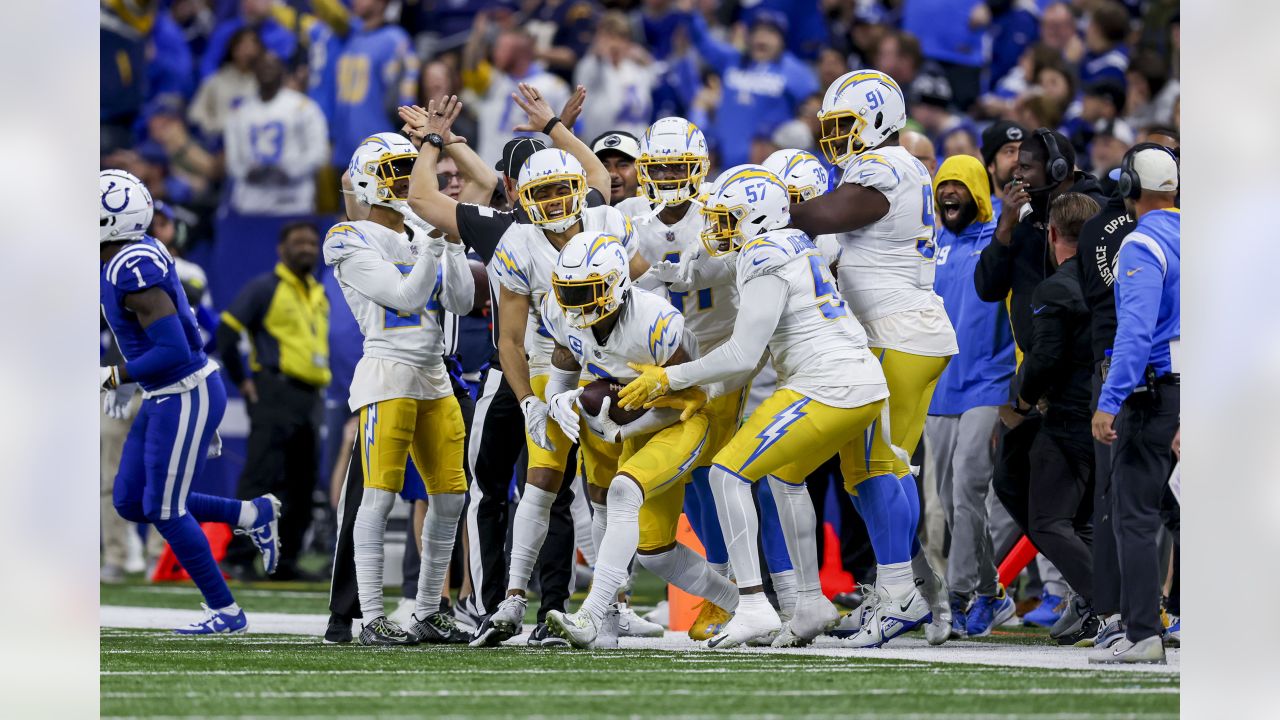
top-left (409, 611), bottom-right (472, 644)
top-left (358, 616), bottom-right (419, 646)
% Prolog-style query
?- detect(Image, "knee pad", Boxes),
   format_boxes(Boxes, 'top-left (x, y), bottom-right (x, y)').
top-left (606, 476), bottom-right (644, 516)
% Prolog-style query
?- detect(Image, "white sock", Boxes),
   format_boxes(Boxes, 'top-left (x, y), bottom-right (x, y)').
top-left (236, 501), bottom-right (256, 529)
top-left (709, 561), bottom-right (731, 578)
top-left (215, 602), bottom-right (242, 615)
top-left (353, 488), bottom-right (396, 619)
top-left (507, 485), bottom-right (557, 592)
top-left (571, 482), bottom-right (597, 566)
top-left (767, 476), bottom-right (821, 597)
top-left (770, 570), bottom-right (798, 617)
top-left (589, 500), bottom-right (608, 567)
top-left (581, 478), bottom-right (642, 623)
top-left (878, 561), bottom-right (915, 599)
top-left (708, 465), bottom-right (762, 587)
top-left (416, 492), bottom-right (464, 616)
top-left (737, 591), bottom-right (772, 613)
top-left (639, 544), bottom-right (739, 612)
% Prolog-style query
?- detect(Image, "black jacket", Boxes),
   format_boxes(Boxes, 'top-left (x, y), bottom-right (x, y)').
top-left (1075, 192), bottom-right (1134, 366)
top-left (1018, 256), bottom-right (1094, 423)
top-left (973, 171), bottom-right (1106, 356)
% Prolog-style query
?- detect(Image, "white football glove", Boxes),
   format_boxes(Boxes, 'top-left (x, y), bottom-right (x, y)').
top-left (102, 384), bottom-right (139, 420)
top-left (582, 396), bottom-right (623, 443)
top-left (547, 387), bottom-right (583, 444)
top-left (520, 395), bottom-right (555, 451)
top-left (207, 430), bottom-right (223, 459)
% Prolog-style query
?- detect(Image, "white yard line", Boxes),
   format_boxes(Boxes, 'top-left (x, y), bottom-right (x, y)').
top-left (100, 605), bottom-right (1179, 675)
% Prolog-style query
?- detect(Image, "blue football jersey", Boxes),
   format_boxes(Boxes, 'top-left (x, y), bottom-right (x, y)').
top-left (100, 236), bottom-right (209, 391)
top-left (330, 22), bottom-right (418, 167)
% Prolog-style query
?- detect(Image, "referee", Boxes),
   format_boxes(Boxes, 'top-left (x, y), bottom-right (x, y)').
top-left (403, 89), bottom-right (612, 642)
top-left (1089, 145), bottom-right (1180, 665)
top-left (218, 222), bottom-right (330, 581)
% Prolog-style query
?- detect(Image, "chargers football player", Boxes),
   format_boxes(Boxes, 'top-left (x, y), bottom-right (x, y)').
top-left (622, 165), bottom-right (892, 648)
top-left (787, 70), bottom-right (958, 647)
top-left (472, 149), bottom-right (650, 647)
top-left (620, 118), bottom-right (795, 640)
top-left (323, 133), bottom-right (476, 646)
top-left (100, 169), bottom-right (281, 634)
top-left (538, 232), bottom-right (738, 648)
top-left (762, 149), bottom-right (841, 269)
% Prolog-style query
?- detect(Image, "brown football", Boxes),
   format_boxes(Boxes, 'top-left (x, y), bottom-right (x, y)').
top-left (578, 378), bottom-right (648, 425)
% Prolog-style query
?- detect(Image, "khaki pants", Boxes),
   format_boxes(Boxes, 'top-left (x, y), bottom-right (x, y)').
top-left (100, 393), bottom-right (140, 567)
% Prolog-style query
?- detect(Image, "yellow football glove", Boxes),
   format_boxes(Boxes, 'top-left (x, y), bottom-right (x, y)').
top-left (620, 362), bottom-right (670, 410)
top-left (645, 387), bottom-right (708, 422)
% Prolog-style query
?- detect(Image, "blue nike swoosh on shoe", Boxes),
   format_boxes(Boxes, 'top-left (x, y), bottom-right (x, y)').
top-left (1032, 305), bottom-right (1048, 314)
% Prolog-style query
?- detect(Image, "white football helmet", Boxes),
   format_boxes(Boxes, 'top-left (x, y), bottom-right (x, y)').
top-left (700, 165), bottom-right (791, 257)
top-left (817, 70), bottom-right (907, 169)
top-left (518, 149), bottom-right (588, 233)
top-left (552, 231), bottom-right (632, 328)
top-left (638, 117), bottom-right (710, 206)
top-left (100, 169), bottom-right (154, 244)
top-left (763, 149), bottom-right (830, 204)
top-left (349, 132), bottom-right (418, 208)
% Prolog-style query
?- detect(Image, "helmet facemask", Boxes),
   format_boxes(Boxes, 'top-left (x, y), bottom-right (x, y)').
top-left (361, 152), bottom-right (417, 205)
top-left (700, 203), bottom-right (747, 257)
top-left (817, 111), bottom-right (868, 168)
top-left (521, 174), bottom-right (586, 233)
top-left (553, 270), bottom-right (624, 328)
top-left (638, 155), bottom-right (707, 206)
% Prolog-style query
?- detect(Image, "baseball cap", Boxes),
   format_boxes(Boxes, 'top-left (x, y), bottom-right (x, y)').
top-left (981, 121), bottom-right (1027, 166)
top-left (591, 131), bottom-right (641, 161)
top-left (1132, 147), bottom-right (1179, 192)
top-left (495, 137), bottom-right (547, 179)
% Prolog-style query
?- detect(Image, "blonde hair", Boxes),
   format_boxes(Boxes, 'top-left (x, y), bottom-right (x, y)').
top-left (1049, 192), bottom-right (1101, 241)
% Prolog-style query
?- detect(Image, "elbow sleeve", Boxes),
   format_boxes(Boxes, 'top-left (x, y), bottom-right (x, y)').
top-left (124, 314), bottom-right (193, 384)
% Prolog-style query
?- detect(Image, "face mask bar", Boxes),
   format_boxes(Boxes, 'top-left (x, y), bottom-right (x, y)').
top-left (637, 155), bottom-right (706, 203)
top-left (553, 272), bottom-right (620, 327)
top-left (700, 205), bottom-right (745, 256)
top-left (370, 153), bottom-right (418, 201)
top-left (817, 112), bottom-right (867, 167)
top-left (520, 174), bottom-right (586, 227)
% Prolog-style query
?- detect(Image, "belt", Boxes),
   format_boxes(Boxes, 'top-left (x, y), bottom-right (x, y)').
top-left (1132, 372), bottom-right (1179, 394)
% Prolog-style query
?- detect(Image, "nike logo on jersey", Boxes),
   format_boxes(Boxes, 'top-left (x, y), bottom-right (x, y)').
top-left (1032, 305), bottom-right (1047, 315)
top-left (752, 257), bottom-right (768, 266)
top-left (1126, 267), bottom-right (1142, 277)
top-left (331, 242), bottom-right (345, 250)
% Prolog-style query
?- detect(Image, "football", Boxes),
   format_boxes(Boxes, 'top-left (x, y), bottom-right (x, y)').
top-left (578, 378), bottom-right (648, 425)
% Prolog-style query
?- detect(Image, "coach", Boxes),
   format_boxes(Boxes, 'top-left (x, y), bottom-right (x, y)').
top-left (1089, 146), bottom-right (1180, 665)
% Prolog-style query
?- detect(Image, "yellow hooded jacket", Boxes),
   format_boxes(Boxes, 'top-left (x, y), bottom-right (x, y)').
top-left (932, 154), bottom-right (994, 225)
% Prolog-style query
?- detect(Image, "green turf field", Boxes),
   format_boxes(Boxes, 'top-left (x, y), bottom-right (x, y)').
top-left (101, 571), bottom-right (1180, 719)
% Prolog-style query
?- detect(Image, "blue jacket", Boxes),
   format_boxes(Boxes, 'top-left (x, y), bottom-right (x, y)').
top-left (1098, 208), bottom-right (1180, 414)
top-left (901, 0), bottom-right (986, 67)
top-left (930, 219), bottom-right (1016, 414)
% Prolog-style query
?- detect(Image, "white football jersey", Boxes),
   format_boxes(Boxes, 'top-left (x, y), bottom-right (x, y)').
top-left (735, 230), bottom-right (887, 409)
top-left (832, 145), bottom-right (957, 355)
top-left (618, 195), bottom-right (739, 352)
top-left (324, 220), bottom-right (456, 409)
top-left (490, 205), bottom-right (636, 374)
top-left (541, 287), bottom-right (689, 384)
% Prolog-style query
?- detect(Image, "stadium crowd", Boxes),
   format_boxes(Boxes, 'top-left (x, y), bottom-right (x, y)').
top-left (100, 0), bottom-right (1180, 663)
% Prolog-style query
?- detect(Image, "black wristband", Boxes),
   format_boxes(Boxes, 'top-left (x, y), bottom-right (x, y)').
top-left (542, 116), bottom-right (562, 135)
top-left (424, 133), bottom-right (445, 150)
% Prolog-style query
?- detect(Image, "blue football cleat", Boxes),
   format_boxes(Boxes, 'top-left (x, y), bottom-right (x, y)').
top-left (1022, 590), bottom-right (1065, 628)
top-left (237, 494), bottom-right (281, 574)
top-left (949, 593), bottom-right (969, 639)
top-left (174, 604), bottom-right (248, 635)
top-left (965, 585), bottom-right (1016, 637)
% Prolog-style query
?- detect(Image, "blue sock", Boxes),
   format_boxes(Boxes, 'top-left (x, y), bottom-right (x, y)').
top-left (186, 493), bottom-right (243, 526)
top-left (898, 473), bottom-right (922, 558)
top-left (154, 513), bottom-right (235, 609)
top-left (685, 467), bottom-right (728, 565)
top-left (848, 473), bottom-right (912, 565)
top-left (756, 478), bottom-right (793, 573)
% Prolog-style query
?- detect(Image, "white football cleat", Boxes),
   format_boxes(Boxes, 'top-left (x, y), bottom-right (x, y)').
top-left (545, 608), bottom-right (601, 649)
top-left (617, 602), bottom-right (664, 638)
top-left (912, 560), bottom-right (951, 646)
top-left (773, 593), bottom-right (839, 647)
top-left (829, 587), bottom-right (880, 639)
top-left (642, 600), bottom-right (669, 629)
top-left (469, 594), bottom-right (527, 648)
top-left (843, 587), bottom-right (931, 648)
top-left (388, 597), bottom-right (416, 629)
top-left (590, 604), bottom-right (621, 649)
top-left (707, 596), bottom-right (779, 650)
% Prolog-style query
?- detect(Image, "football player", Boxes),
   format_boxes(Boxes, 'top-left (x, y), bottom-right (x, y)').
top-left (471, 149), bottom-right (648, 647)
top-left (762, 149), bottom-right (840, 269)
top-left (323, 133), bottom-right (476, 646)
top-left (622, 166), bottom-right (891, 648)
top-left (539, 232), bottom-right (738, 648)
top-left (788, 70), bottom-right (958, 647)
top-left (100, 169), bottom-right (281, 634)
top-left (620, 118), bottom-right (782, 639)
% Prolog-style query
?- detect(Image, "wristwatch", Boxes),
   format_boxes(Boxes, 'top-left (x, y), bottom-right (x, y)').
top-left (423, 133), bottom-right (445, 150)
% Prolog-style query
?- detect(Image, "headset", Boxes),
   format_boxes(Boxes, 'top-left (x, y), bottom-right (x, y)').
top-left (1116, 142), bottom-right (1180, 200)
top-left (1018, 128), bottom-right (1070, 195)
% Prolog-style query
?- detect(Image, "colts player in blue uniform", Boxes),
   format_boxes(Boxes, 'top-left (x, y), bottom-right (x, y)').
top-left (99, 170), bottom-right (281, 634)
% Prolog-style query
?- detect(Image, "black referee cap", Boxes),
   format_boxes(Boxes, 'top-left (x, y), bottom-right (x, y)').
top-left (495, 137), bottom-right (547, 179)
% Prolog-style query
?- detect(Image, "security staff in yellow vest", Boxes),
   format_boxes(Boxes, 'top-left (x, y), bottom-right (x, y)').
top-left (217, 221), bottom-right (331, 580)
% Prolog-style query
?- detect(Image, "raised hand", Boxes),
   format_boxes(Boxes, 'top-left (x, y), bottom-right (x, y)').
top-left (560, 85), bottom-right (587, 129)
top-left (511, 82), bottom-right (557, 133)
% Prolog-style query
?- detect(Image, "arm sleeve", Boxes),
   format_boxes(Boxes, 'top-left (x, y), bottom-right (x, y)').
top-left (1098, 242), bottom-right (1165, 414)
top-left (685, 11), bottom-right (739, 71)
top-left (438, 242), bottom-right (476, 316)
top-left (667, 274), bottom-right (785, 390)
top-left (123, 314), bottom-right (195, 384)
top-left (974, 237), bottom-right (1015, 302)
top-left (331, 244), bottom-right (441, 314)
top-left (1017, 283), bottom-right (1068, 404)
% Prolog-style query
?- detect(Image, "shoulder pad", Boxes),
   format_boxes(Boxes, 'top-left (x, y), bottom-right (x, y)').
top-left (105, 242), bottom-right (170, 293)
top-left (842, 152), bottom-right (902, 193)
top-left (491, 238), bottom-right (532, 293)
top-left (323, 223), bottom-right (371, 265)
top-left (738, 231), bottom-right (806, 281)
